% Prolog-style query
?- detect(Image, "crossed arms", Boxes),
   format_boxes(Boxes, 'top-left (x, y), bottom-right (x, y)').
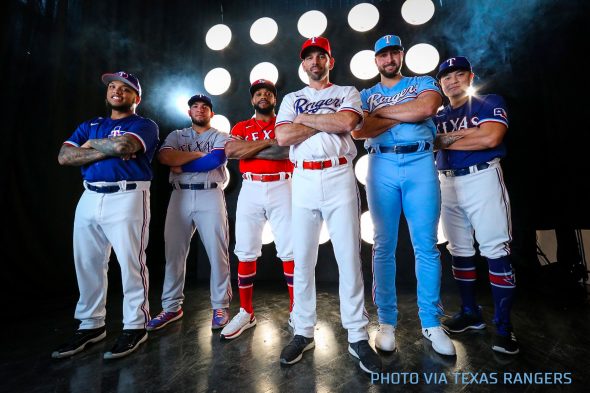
top-left (434, 122), bottom-right (507, 151)
top-left (275, 111), bottom-right (361, 146)
top-left (57, 134), bottom-right (143, 166)
top-left (225, 138), bottom-right (290, 160)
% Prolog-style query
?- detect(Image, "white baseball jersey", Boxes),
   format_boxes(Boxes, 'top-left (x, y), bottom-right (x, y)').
top-left (276, 84), bottom-right (361, 163)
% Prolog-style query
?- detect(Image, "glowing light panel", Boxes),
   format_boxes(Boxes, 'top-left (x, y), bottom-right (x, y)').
top-left (297, 10), bottom-right (327, 38)
top-left (348, 3), bottom-right (380, 32)
top-left (250, 17), bottom-right (278, 45)
top-left (205, 24), bottom-right (232, 50)
top-left (350, 50), bottom-right (379, 80)
top-left (222, 167), bottom-right (231, 190)
top-left (354, 154), bottom-right (369, 185)
top-left (211, 114), bottom-right (230, 133)
top-left (401, 0), bottom-right (435, 25)
top-left (360, 211), bottom-right (375, 244)
top-left (405, 43), bottom-right (440, 74)
top-left (319, 222), bottom-right (330, 244)
top-left (298, 63), bottom-right (309, 85)
top-left (437, 220), bottom-right (447, 244)
top-left (261, 221), bottom-right (274, 245)
top-left (250, 62), bottom-right (279, 84)
top-left (204, 68), bottom-right (231, 95)
top-left (175, 93), bottom-right (191, 115)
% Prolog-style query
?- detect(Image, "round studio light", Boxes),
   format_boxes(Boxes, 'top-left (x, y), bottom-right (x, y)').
top-left (350, 50), bottom-right (379, 80)
top-left (354, 154), bottom-right (369, 185)
top-left (348, 3), bottom-right (380, 32)
top-left (360, 211), bottom-right (375, 244)
top-left (405, 43), bottom-right (440, 74)
top-left (204, 67), bottom-right (231, 95)
top-left (401, 0), bottom-right (435, 25)
top-left (222, 167), bottom-right (231, 190)
top-left (211, 114), bottom-right (230, 133)
top-left (250, 17), bottom-right (278, 45)
top-left (319, 221), bottom-right (331, 244)
top-left (297, 10), bottom-right (327, 38)
top-left (250, 62), bottom-right (279, 84)
top-left (298, 63), bottom-right (309, 85)
top-left (437, 220), bottom-right (447, 244)
top-left (261, 221), bottom-right (274, 245)
top-left (205, 24), bottom-right (232, 50)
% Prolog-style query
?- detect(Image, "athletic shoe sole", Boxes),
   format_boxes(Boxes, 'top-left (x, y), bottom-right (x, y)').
top-left (492, 344), bottom-right (520, 355)
top-left (220, 317), bottom-right (257, 340)
top-left (443, 322), bottom-right (486, 334)
top-left (103, 332), bottom-right (148, 360)
top-left (280, 341), bottom-right (315, 365)
top-left (51, 331), bottom-right (107, 359)
top-left (348, 345), bottom-right (379, 374)
top-left (146, 312), bottom-right (183, 332)
top-left (423, 331), bottom-right (457, 356)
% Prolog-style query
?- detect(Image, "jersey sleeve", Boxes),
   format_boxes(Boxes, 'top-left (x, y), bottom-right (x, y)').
top-left (230, 121), bottom-right (246, 140)
top-left (64, 119), bottom-right (95, 147)
top-left (127, 118), bottom-right (159, 153)
top-left (360, 88), bottom-right (370, 113)
top-left (417, 76), bottom-right (443, 97)
top-left (477, 95), bottom-right (509, 127)
top-left (159, 130), bottom-right (180, 151)
top-left (213, 131), bottom-right (229, 150)
top-left (275, 93), bottom-right (297, 127)
top-left (338, 86), bottom-right (363, 117)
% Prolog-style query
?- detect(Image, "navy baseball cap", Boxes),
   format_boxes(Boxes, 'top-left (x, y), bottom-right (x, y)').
top-left (188, 94), bottom-right (213, 110)
top-left (101, 71), bottom-right (142, 96)
top-left (300, 36), bottom-right (332, 59)
top-left (250, 79), bottom-right (277, 96)
top-left (437, 56), bottom-right (472, 79)
top-left (374, 35), bottom-right (404, 55)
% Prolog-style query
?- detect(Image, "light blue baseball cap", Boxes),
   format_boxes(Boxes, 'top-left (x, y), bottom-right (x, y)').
top-left (374, 35), bottom-right (404, 55)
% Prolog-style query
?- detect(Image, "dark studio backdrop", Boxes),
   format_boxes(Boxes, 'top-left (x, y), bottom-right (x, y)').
top-left (2, 0), bottom-right (589, 305)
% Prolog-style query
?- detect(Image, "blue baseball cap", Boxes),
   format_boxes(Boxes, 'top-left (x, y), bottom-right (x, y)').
top-left (188, 94), bottom-right (213, 110)
top-left (374, 35), bottom-right (404, 55)
top-left (101, 71), bottom-right (142, 96)
top-left (437, 56), bottom-right (472, 79)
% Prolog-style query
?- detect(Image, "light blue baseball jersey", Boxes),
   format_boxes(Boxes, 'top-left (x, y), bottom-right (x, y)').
top-left (360, 76), bottom-right (442, 148)
top-left (65, 114), bottom-right (159, 182)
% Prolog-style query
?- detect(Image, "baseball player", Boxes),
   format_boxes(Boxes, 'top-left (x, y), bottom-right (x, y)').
top-left (53, 71), bottom-right (159, 359)
top-left (275, 37), bottom-right (381, 375)
top-left (352, 35), bottom-right (456, 356)
top-left (434, 56), bottom-right (518, 355)
top-left (147, 94), bottom-right (232, 331)
top-left (220, 79), bottom-right (295, 340)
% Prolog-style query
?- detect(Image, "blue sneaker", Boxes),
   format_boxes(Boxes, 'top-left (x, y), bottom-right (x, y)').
top-left (146, 309), bottom-right (183, 331)
top-left (211, 308), bottom-right (230, 329)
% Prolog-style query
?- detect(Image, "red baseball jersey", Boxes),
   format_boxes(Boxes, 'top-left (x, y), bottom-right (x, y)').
top-left (230, 117), bottom-right (294, 174)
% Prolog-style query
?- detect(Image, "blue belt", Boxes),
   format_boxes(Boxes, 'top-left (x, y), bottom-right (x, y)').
top-left (367, 142), bottom-right (431, 154)
top-left (86, 183), bottom-right (137, 193)
top-left (440, 162), bottom-right (490, 177)
top-left (172, 183), bottom-right (218, 190)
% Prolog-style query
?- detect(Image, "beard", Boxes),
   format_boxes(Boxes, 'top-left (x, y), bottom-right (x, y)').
top-left (306, 66), bottom-right (329, 81)
top-left (191, 118), bottom-right (209, 127)
top-left (378, 62), bottom-right (401, 78)
top-left (105, 100), bottom-right (133, 113)
top-left (253, 103), bottom-right (275, 115)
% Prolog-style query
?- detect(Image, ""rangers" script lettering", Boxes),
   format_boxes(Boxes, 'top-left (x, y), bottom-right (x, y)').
top-left (294, 97), bottom-right (345, 114)
top-left (367, 85), bottom-right (418, 110)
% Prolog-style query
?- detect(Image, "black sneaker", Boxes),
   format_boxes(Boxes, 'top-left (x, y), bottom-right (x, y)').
top-left (280, 335), bottom-right (315, 365)
top-left (51, 326), bottom-right (106, 359)
top-left (103, 329), bottom-right (148, 359)
top-left (348, 340), bottom-right (382, 374)
top-left (443, 307), bottom-right (486, 333)
top-left (492, 331), bottom-right (519, 355)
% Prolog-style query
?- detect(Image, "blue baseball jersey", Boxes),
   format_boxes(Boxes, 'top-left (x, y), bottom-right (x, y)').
top-left (360, 76), bottom-right (441, 148)
top-left (64, 114), bottom-right (159, 182)
top-left (434, 94), bottom-right (508, 170)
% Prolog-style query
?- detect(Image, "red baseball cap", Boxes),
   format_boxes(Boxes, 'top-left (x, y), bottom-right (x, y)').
top-left (250, 79), bottom-right (277, 96)
top-left (300, 36), bottom-right (332, 59)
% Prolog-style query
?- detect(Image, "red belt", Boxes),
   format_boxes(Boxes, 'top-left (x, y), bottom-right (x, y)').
top-left (243, 173), bottom-right (291, 182)
top-left (299, 156), bottom-right (347, 170)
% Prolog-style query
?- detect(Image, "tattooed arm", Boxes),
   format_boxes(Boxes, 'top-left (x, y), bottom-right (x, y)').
top-left (85, 134), bottom-right (143, 157)
top-left (58, 144), bottom-right (108, 166)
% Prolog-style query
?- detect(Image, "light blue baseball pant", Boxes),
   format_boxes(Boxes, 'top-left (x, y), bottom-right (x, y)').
top-left (367, 151), bottom-right (443, 328)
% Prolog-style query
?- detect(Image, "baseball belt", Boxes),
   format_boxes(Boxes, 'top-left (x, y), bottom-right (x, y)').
top-left (440, 162), bottom-right (490, 177)
top-left (297, 156), bottom-right (348, 170)
top-left (367, 142), bottom-right (431, 154)
top-left (243, 173), bottom-right (292, 182)
top-left (172, 183), bottom-right (219, 190)
top-left (86, 183), bottom-right (137, 193)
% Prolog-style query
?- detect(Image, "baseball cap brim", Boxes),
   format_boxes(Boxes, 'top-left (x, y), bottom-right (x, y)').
top-left (250, 82), bottom-right (277, 96)
top-left (101, 74), bottom-right (141, 95)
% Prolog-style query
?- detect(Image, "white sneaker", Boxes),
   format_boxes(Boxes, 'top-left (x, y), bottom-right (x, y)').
top-left (375, 324), bottom-right (396, 352)
top-left (220, 308), bottom-right (256, 340)
top-left (422, 326), bottom-right (456, 356)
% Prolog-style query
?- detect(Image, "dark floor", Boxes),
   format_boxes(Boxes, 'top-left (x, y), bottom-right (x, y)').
top-left (1, 279), bottom-right (589, 393)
